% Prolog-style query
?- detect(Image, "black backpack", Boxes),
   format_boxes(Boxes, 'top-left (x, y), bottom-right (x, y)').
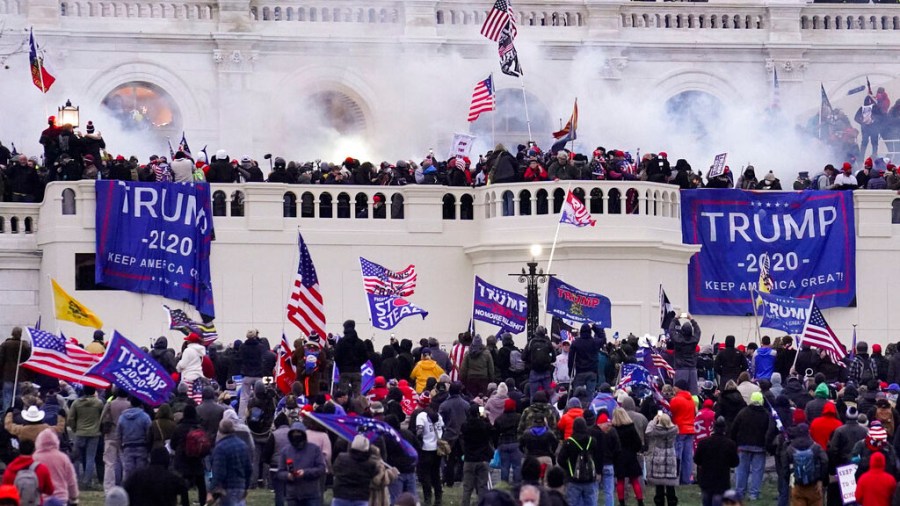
top-left (529, 337), bottom-right (555, 373)
top-left (567, 437), bottom-right (595, 481)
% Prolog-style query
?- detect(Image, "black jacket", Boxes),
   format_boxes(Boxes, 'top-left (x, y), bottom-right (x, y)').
top-left (206, 157), bottom-right (236, 183)
top-left (715, 389), bottom-right (747, 434)
top-left (239, 338), bottom-right (266, 377)
top-left (493, 411), bottom-right (520, 446)
top-left (520, 426), bottom-right (558, 459)
top-left (333, 449), bottom-right (378, 501)
top-left (460, 416), bottom-right (494, 462)
top-left (694, 433), bottom-right (739, 493)
top-left (715, 346), bottom-right (747, 385)
top-left (669, 319), bottom-right (701, 369)
top-left (568, 327), bottom-right (606, 376)
top-left (490, 150), bottom-right (519, 184)
top-left (730, 404), bottom-right (773, 448)
top-left (334, 332), bottom-right (368, 371)
top-left (588, 426), bottom-right (620, 467)
top-left (888, 352), bottom-right (900, 385)
top-left (795, 348), bottom-right (821, 377)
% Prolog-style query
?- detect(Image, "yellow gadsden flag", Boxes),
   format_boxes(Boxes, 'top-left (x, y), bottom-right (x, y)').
top-left (51, 279), bottom-right (103, 328)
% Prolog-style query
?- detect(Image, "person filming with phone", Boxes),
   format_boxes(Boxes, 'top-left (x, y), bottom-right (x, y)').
top-left (668, 313), bottom-right (702, 395)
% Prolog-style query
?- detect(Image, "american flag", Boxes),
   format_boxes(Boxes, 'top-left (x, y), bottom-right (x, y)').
top-left (468, 75), bottom-right (495, 122)
top-left (360, 257), bottom-right (417, 297)
top-left (287, 233), bottom-right (326, 338)
top-left (637, 346), bottom-right (675, 379)
top-left (617, 363), bottom-right (652, 390)
top-left (22, 328), bottom-right (109, 389)
top-left (163, 305), bottom-right (218, 345)
top-left (559, 190), bottom-right (595, 227)
top-left (302, 412), bottom-right (418, 459)
top-left (801, 301), bottom-right (847, 366)
top-left (480, 0), bottom-right (517, 42)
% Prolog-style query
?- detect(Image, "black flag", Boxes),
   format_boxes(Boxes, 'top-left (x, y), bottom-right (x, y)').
top-left (498, 24), bottom-right (522, 77)
top-left (659, 285), bottom-right (675, 333)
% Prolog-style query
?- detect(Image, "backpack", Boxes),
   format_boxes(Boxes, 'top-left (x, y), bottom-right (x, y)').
top-left (14, 462), bottom-right (40, 506)
top-left (529, 338), bottom-right (554, 373)
top-left (567, 437), bottom-right (595, 481)
top-left (184, 427), bottom-right (213, 458)
top-left (792, 447), bottom-right (820, 486)
top-left (248, 406), bottom-right (266, 432)
top-left (859, 358), bottom-right (875, 385)
top-left (509, 350), bottom-right (526, 373)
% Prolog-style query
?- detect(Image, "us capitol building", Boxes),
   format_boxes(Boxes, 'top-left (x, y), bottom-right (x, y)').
top-left (1, 0), bottom-right (900, 347)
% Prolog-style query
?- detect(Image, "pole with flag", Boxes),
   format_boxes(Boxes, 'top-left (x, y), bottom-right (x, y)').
top-left (819, 84), bottom-right (834, 140)
top-left (29, 28), bottom-right (56, 94)
top-left (551, 100), bottom-right (578, 153)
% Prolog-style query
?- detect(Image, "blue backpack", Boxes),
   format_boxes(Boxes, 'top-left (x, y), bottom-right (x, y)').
top-left (792, 447), bottom-right (820, 486)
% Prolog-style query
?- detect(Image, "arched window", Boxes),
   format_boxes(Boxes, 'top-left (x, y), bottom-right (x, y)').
top-left (354, 192), bottom-right (368, 218)
top-left (23, 217), bottom-right (33, 233)
top-left (391, 194), bottom-right (404, 219)
top-left (101, 82), bottom-right (182, 144)
top-left (536, 189), bottom-right (549, 215)
top-left (501, 190), bottom-right (514, 217)
top-left (212, 191), bottom-right (227, 217)
top-left (373, 193), bottom-right (387, 219)
top-left (337, 192), bottom-right (351, 218)
top-left (62, 188), bottom-right (77, 215)
top-left (892, 198), bottom-right (900, 224)
top-left (300, 192), bottom-right (315, 218)
top-left (319, 192), bottom-right (333, 218)
top-left (230, 191), bottom-right (245, 217)
top-left (442, 194), bottom-right (456, 220)
top-left (0, 217), bottom-right (4, 233)
top-left (590, 188), bottom-right (603, 214)
top-left (10, 217), bottom-right (18, 234)
top-left (552, 188), bottom-right (566, 214)
top-left (608, 188), bottom-right (622, 215)
top-left (436, 10), bottom-right (444, 24)
top-left (283, 192), bottom-right (297, 218)
top-left (460, 194), bottom-right (474, 220)
top-left (519, 189), bottom-right (532, 216)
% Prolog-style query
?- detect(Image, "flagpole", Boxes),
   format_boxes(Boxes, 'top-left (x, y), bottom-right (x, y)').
top-left (749, 285), bottom-right (762, 343)
top-left (491, 72), bottom-right (496, 148)
top-left (518, 75), bottom-right (533, 142)
top-left (791, 295), bottom-right (816, 375)
top-left (35, 36), bottom-right (49, 120)
top-left (568, 98), bottom-right (577, 153)
top-left (545, 181), bottom-right (571, 276)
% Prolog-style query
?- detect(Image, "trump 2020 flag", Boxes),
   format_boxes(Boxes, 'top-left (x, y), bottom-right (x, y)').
top-left (473, 276), bottom-right (527, 334)
top-left (332, 360), bottom-right (376, 394)
top-left (86, 331), bottom-right (176, 406)
top-left (546, 277), bottom-right (611, 326)
top-left (758, 292), bottom-right (809, 336)
top-left (560, 190), bottom-right (595, 227)
top-left (367, 294), bottom-right (429, 330)
top-left (617, 363), bottom-right (652, 389)
top-left (302, 412), bottom-right (418, 460)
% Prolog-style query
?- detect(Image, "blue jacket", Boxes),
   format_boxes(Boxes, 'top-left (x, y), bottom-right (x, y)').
top-left (211, 435), bottom-right (252, 491)
top-left (277, 442), bottom-right (326, 500)
top-left (753, 347), bottom-right (777, 381)
top-left (117, 407), bottom-right (151, 447)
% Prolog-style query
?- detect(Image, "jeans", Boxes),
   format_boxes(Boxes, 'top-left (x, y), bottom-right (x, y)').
top-left (239, 376), bottom-right (260, 419)
top-left (674, 434), bottom-right (694, 485)
top-left (74, 435), bottom-right (101, 485)
top-left (572, 372), bottom-right (598, 394)
top-left (461, 461), bottom-right (489, 506)
top-left (102, 439), bottom-right (122, 491)
top-left (1, 383), bottom-right (13, 413)
top-left (735, 449), bottom-right (765, 500)
top-left (388, 472), bottom-right (417, 504)
top-left (218, 488), bottom-right (247, 506)
top-left (674, 369), bottom-right (698, 395)
top-left (654, 485), bottom-right (677, 506)
top-left (443, 438), bottom-right (463, 486)
top-left (331, 500), bottom-right (367, 506)
top-left (600, 464), bottom-right (615, 506)
top-left (271, 474), bottom-right (285, 506)
top-left (566, 481), bottom-right (598, 506)
top-left (861, 128), bottom-right (880, 158)
top-left (701, 490), bottom-right (722, 506)
top-left (528, 371), bottom-right (552, 401)
top-left (121, 446), bottom-right (147, 483)
top-left (775, 453), bottom-right (789, 506)
top-left (498, 443), bottom-right (522, 484)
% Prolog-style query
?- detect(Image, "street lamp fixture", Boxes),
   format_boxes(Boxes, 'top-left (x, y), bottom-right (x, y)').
top-left (510, 245), bottom-right (553, 340)
top-left (58, 99), bottom-right (80, 127)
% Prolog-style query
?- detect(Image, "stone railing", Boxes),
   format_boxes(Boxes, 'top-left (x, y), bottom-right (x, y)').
top-left (1, 0), bottom-right (23, 14)
top-left (620, 4), bottom-right (767, 29)
top-left (59, 0), bottom-right (216, 19)
top-left (247, 1), bottom-right (401, 23)
top-left (799, 5), bottom-right (900, 31)
top-left (0, 204), bottom-right (39, 235)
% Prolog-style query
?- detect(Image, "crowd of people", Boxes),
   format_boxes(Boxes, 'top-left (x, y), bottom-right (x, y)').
top-left (2, 108), bottom-right (900, 205)
top-left (0, 315), bottom-right (899, 506)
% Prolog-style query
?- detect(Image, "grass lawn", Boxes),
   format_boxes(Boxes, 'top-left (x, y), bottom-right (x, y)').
top-left (76, 479), bottom-right (778, 505)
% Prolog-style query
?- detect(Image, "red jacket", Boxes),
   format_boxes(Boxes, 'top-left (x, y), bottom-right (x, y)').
top-left (856, 452), bottom-right (897, 506)
top-left (809, 402), bottom-right (842, 450)
top-left (670, 390), bottom-right (696, 435)
top-left (2, 455), bottom-right (54, 502)
top-left (558, 407), bottom-right (584, 439)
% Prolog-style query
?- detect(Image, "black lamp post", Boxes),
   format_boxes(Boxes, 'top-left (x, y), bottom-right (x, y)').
top-left (510, 245), bottom-right (553, 340)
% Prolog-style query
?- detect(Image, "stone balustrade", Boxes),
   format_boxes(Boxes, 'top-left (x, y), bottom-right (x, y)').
top-left (0, 204), bottom-right (38, 235)
top-left (58, 0), bottom-right (216, 18)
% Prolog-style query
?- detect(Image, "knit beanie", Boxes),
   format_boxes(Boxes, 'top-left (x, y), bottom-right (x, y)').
top-left (792, 408), bottom-right (807, 425)
top-left (351, 434), bottom-right (370, 452)
top-left (566, 398), bottom-right (581, 409)
top-left (504, 398), bottom-right (517, 413)
top-left (750, 392), bottom-right (764, 406)
top-left (815, 383), bottom-right (829, 399)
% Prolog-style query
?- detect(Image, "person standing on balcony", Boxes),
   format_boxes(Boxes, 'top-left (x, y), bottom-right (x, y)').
top-left (5, 155), bottom-right (41, 203)
top-left (549, 150), bottom-right (578, 181)
top-left (206, 150), bottom-right (236, 183)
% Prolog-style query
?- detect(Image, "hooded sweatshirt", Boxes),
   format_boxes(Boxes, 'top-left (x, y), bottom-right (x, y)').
top-left (1, 454), bottom-right (54, 498)
top-left (410, 358), bottom-right (445, 393)
top-left (461, 337), bottom-right (494, 381)
top-left (769, 372), bottom-right (783, 397)
top-left (177, 342), bottom-right (206, 383)
top-left (804, 383), bottom-right (831, 422)
top-left (810, 402), bottom-right (843, 450)
top-left (856, 452), bottom-right (897, 506)
top-left (33, 429), bottom-right (78, 503)
top-left (118, 406), bottom-right (151, 447)
top-left (670, 390), bottom-right (696, 435)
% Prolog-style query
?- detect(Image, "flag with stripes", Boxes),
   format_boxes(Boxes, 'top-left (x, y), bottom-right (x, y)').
top-left (637, 346), bottom-right (675, 379)
top-left (801, 300), bottom-right (847, 366)
top-left (559, 189), bottom-right (595, 227)
top-left (480, 0), bottom-right (517, 42)
top-left (617, 363), bottom-right (651, 389)
top-left (163, 305), bottom-right (218, 345)
top-left (287, 233), bottom-right (326, 338)
top-left (659, 285), bottom-right (675, 333)
top-left (360, 257), bottom-right (417, 296)
top-left (468, 75), bottom-right (495, 122)
top-left (274, 333), bottom-right (296, 395)
top-left (498, 26), bottom-right (522, 77)
top-left (22, 328), bottom-right (109, 389)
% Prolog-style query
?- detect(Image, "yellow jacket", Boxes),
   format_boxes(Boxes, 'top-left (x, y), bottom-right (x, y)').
top-left (410, 359), bottom-right (445, 393)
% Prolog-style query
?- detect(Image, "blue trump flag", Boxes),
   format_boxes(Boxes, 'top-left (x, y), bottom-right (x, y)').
top-left (86, 331), bottom-right (176, 406)
top-left (757, 292), bottom-right (809, 335)
top-left (367, 294), bottom-right (428, 330)
top-left (302, 412), bottom-right (418, 459)
top-left (681, 189), bottom-right (855, 315)
top-left (472, 276), bottom-right (527, 334)
top-left (95, 181), bottom-right (215, 317)
top-left (618, 363), bottom-right (652, 389)
top-left (332, 360), bottom-right (376, 394)
top-left (546, 277), bottom-right (612, 326)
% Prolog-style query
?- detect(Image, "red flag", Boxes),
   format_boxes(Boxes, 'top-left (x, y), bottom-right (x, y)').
top-left (29, 29), bottom-right (55, 93)
top-left (275, 333), bottom-right (296, 395)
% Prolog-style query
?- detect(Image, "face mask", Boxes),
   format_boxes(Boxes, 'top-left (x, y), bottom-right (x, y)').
top-left (523, 502), bottom-right (537, 506)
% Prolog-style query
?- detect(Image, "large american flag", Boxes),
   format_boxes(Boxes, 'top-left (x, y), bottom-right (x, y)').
top-left (468, 75), bottom-right (495, 122)
top-left (163, 305), bottom-right (218, 345)
top-left (23, 328), bottom-right (109, 389)
top-left (801, 301), bottom-right (847, 366)
top-left (287, 233), bottom-right (326, 338)
top-left (480, 0), bottom-right (517, 42)
top-left (360, 257), bottom-right (417, 297)
top-left (636, 346), bottom-right (675, 379)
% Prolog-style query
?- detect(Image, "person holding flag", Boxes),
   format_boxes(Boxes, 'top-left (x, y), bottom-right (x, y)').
top-left (668, 314), bottom-right (701, 395)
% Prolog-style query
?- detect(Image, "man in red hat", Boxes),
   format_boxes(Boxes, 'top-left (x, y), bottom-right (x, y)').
top-left (833, 163), bottom-right (858, 190)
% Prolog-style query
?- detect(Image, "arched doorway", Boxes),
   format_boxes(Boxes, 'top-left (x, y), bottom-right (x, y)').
top-left (664, 91), bottom-right (724, 140)
top-left (101, 82), bottom-right (181, 138)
